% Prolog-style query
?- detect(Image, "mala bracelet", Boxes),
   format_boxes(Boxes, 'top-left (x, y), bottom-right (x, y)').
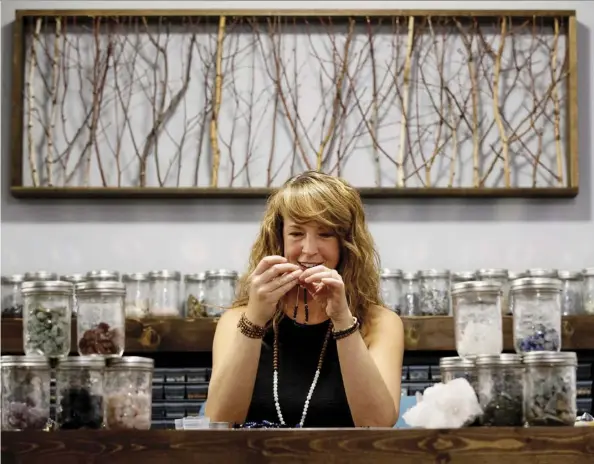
top-left (332, 316), bottom-right (360, 340)
top-left (237, 312), bottom-right (267, 339)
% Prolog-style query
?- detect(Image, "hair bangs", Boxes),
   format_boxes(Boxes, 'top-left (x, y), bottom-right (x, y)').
top-left (276, 183), bottom-right (341, 229)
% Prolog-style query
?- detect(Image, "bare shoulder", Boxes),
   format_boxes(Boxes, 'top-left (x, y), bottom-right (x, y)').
top-left (217, 306), bottom-right (245, 325)
top-left (365, 305), bottom-right (404, 344)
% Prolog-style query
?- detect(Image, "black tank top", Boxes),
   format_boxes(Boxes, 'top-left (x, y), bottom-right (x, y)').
top-left (246, 315), bottom-right (355, 427)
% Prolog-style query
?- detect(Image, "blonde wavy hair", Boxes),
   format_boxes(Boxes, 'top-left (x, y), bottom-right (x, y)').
top-left (233, 171), bottom-right (382, 328)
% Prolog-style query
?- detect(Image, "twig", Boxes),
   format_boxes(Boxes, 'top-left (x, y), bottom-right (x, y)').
top-left (492, 17), bottom-right (511, 187)
top-left (397, 16), bottom-right (415, 187)
top-left (210, 15), bottom-right (226, 187)
top-left (550, 17), bottom-right (563, 186)
top-left (26, 18), bottom-right (42, 187)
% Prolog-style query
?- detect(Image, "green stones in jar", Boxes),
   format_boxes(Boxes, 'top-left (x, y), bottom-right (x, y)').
top-left (419, 270), bottom-right (450, 316)
top-left (22, 281), bottom-right (74, 358)
top-left (184, 273), bottom-right (207, 318)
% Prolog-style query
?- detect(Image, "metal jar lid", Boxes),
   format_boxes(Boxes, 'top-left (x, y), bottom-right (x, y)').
top-left (475, 354), bottom-right (522, 366)
top-left (205, 270), bottom-right (238, 279)
top-left (583, 268), bottom-right (594, 277)
top-left (75, 281), bottom-right (126, 295)
top-left (403, 272), bottom-right (419, 280)
top-left (419, 269), bottom-right (450, 278)
top-left (1, 355), bottom-right (51, 368)
top-left (522, 351), bottom-right (577, 366)
top-left (508, 271), bottom-right (528, 280)
top-left (24, 271), bottom-right (59, 281)
top-left (557, 270), bottom-right (584, 280)
top-left (106, 356), bottom-right (154, 370)
top-left (21, 281), bottom-right (74, 295)
top-left (1, 274), bottom-right (26, 285)
top-left (452, 271), bottom-right (477, 281)
top-left (380, 269), bottom-right (403, 278)
top-left (57, 356), bottom-right (106, 368)
top-left (148, 270), bottom-right (181, 281)
top-left (60, 274), bottom-right (87, 284)
top-left (510, 277), bottom-right (562, 292)
top-left (185, 273), bottom-right (206, 283)
top-left (439, 356), bottom-right (475, 369)
top-left (477, 268), bottom-right (508, 279)
top-left (86, 270), bottom-right (121, 281)
top-left (526, 268), bottom-right (558, 278)
top-left (122, 273), bottom-right (149, 282)
top-left (451, 281), bottom-right (503, 296)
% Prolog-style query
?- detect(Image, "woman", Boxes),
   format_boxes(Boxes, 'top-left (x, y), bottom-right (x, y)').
top-left (206, 171), bottom-right (404, 428)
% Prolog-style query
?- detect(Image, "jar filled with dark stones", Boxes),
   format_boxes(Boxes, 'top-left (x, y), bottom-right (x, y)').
top-left (55, 356), bottom-right (105, 429)
top-left (558, 270), bottom-right (584, 315)
top-left (76, 281), bottom-right (126, 357)
top-left (419, 270), bottom-right (451, 316)
top-left (379, 269), bottom-right (403, 315)
top-left (105, 357), bottom-right (153, 430)
top-left (476, 354), bottom-right (524, 426)
top-left (402, 272), bottom-right (420, 316)
top-left (22, 281), bottom-right (74, 358)
top-left (204, 270), bottom-right (238, 317)
top-left (1, 274), bottom-right (25, 318)
top-left (439, 356), bottom-right (477, 389)
top-left (184, 273), bottom-right (207, 318)
top-left (1, 356), bottom-right (51, 431)
top-left (511, 277), bottom-right (562, 353)
top-left (523, 351), bottom-right (577, 426)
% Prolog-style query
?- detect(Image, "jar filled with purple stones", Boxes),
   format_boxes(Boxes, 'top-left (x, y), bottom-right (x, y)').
top-left (419, 270), bottom-right (451, 316)
top-left (105, 357), bottom-right (153, 430)
top-left (475, 354), bottom-right (524, 426)
top-left (55, 356), bottom-right (105, 430)
top-left (185, 273), bottom-right (207, 318)
top-left (558, 270), bottom-right (584, 315)
top-left (1, 356), bottom-right (51, 431)
top-left (477, 269), bottom-right (509, 314)
top-left (439, 357), bottom-right (477, 388)
top-left (402, 272), bottom-right (420, 316)
top-left (452, 281), bottom-right (503, 358)
top-left (122, 273), bottom-right (149, 319)
top-left (60, 274), bottom-right (87, 316)
top-left (511, 277), bottom-right (562, 353)
top-left (523, 351), bottom-right (577, 426)
top-left (148, 270), bottom-right (182, 317)
top-left (507, 271), bottom-right (527, 315)
top-left (76, 281), bottom-right (126, 357)
top-left (204, 270), bottom-right (238, 317)
top-left (379, 269), bottom-right (403, 315)
top-left (86, 270), bottom-right (121, 282)
top-left (1, 274), bottom-right (25, 318)
top-left (583, 268), bottom-right (594, 315)
top-left (22, 281), bottom-right (74, 358)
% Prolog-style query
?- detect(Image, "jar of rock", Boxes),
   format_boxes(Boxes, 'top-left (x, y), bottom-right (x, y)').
top-left (379, 269), bottom-right (403, 315)
top-left (419, 270), bottom-right (451, 316)
top-left (105, 357), bottom-right (153, 430)
top-left (122, 273), bottom-right (150, 319)
top-left (204, 270), bottom-right (238, 317)
top-left (583, 268), bottom-right (594, 315)
top-left (558, 270), bottom-right (584, 315)
top-left (22, 281), bottom-right (73, 358)
top-left (1, 356), bottom-right (51, 431)
top-left (477, 269), bottom-right (509, 315)
top-left (76, 281), bottom-right (126, 357)
top-left (60, 274), bottom-right (87, 316)
top-left (402, 272), bottom-right (420, 316)
top-left (185, 273), bottom-right (207, 318)
top-left (1, 274), bottom-right (25, 318)
top-left (148, 270), bottom-right (182, 317)
top-left (55, 356), bottom-right (105, 429)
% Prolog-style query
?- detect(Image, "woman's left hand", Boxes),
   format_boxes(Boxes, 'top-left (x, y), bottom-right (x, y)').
top-left (299, 266), bottom-right (352, 326)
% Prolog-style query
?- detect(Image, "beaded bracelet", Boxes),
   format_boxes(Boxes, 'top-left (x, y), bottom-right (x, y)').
top-left (332, 316), bottom-right (360, 340)
top-left (237, 312), bottom-right (267, 339)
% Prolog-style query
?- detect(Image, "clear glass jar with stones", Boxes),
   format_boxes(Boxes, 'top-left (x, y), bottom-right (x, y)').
top-left (1, 356), bottom-right (51, 431)
top-left (475, 354), bottom-right (524, 426)
top-left (122, 273), bottom-right (150, 319)
top-left (55, 356), bottom-right (106, 430)
top-left (583, 268), bottom-right (594, 315)
top-left (379, 269), bottom-right (403, 315)
top-left (402, 272), bottom-right (420, 316)
top-left (204, 270), bottom-right (239, 317)
top-left (452, 281), bottom-right (503, 358)
top-left (511, 277), bottom-right (562, 353)
top-left (148, 270), bottom-right (182, 317)
top-left (1, 274), bottom-right (25, 318)
top-left (22, 281), bottom-right (73, 358)
top-left (557, 270), bottom-right (584, 315)
top-left (105, 356), bottom-right (154, 430)
top-left (419, 270), bottom-right (451, 316)
top-left (523, 351), bottom-right (577, 426)
top-left (507, 271), bottom-right (527, 315)
top-left (24, 271), bottom-right (59, 282)
top-left (60, 274), bottom-right (87, 316)
top-left (76, 281), bottom-right (126, 358)
top-left (86, 270), bottom-right (121, 282)
top-left (185, 273), bottom-right (207, 318)
top-left (477, 269), bottom-right (509, 314)
top-left (439, 357), bottom-right (477, 387)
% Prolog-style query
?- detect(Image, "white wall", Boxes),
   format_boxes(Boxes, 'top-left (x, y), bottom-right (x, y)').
top-left (1, 1), bottom-right (593, 276)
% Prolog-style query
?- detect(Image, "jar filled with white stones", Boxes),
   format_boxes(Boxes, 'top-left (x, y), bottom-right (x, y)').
top-left (557, 270), bottom-right (584, 315)
top-left (452, 281), bottom-right (503, 358)
top-left (204, 270), bottom-right (238, 317)
top-left (105, 357), bottom-right (153, 430)
top-left (1, 356), bottom-right (51, 430)
top-left (122, 273), bottom-right (150, 319)
top-left (402, 272), bottom-right (420, 316)
top-left (22, 281), bottom-right (74, 358)
top-left (184, 273), bottom-right (207, 318)
top-left (583, 268), bottom-right (594, 315)
top-left (523, 351), bottom-right (577, 426)
top-left (148, 270), bottom-right (182, 317)
top-left (379, 269), bottom-right (403, 315)
top-left (419, 270), bottom-right (450, 316)
top-left (511, 277), bottom-right (562, 353)
top-left (477, 269), bottom-right (509, 314)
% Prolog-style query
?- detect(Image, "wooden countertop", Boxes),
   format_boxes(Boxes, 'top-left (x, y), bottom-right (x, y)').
top-left (2, 427), bottom-right (594, 463)
top-left (2, 315), bottom-right (594, 354)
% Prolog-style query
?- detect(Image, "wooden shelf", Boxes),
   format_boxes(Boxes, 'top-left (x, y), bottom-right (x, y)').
top-left (2, 428), bottom-right (593, 463)
top-left (2, 315), bottom-right (594, 354)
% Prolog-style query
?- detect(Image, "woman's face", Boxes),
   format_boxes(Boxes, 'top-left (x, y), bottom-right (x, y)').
top-left (282, 217), bottom-right (340, 271)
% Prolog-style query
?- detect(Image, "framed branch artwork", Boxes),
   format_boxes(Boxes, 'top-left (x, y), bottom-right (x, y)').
top-left (9, 9), bottom-right (579, 199)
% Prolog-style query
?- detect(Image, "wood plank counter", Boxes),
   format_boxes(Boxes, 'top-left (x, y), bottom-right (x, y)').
top-left (2, 427), bottom-right (594, 463)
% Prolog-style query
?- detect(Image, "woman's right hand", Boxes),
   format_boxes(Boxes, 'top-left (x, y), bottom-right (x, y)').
top-left (246, 256), bottom-right (302, 326)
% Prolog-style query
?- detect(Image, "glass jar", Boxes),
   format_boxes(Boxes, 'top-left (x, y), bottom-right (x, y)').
top-left (185, 273), bottom-right (207, 318)
top-left (105, 357), bottom-right (153, 430)
top-left (1, 274), bottom-right (25, 318)
top-left (204, 270), bottom-right (239, 317)
top-left (379, 269), bottom-right (403, 315)
top-left (475, 354), bottom-right (524, 426)
top-left (451, 271), bottom-right (476, 285)
top-left (76, 281), bottom-right (126, 357)
top-left (523, 351), bottom-right (577, 426)
top-left (148, 270), bottom-right (182, 317)
top-left (439, 356), bottom-right (477, 387)
top-left (477, 269), bottom-right (509, 314)
top-left (452, 281), bottom-right (503, 358)
top-left (60, 274), bottom-right (87, 316)
top-left (526, 268), bottom-right (558, 278)
top-left (24, 271), bottom-right (58, 282)
top-left (86, 270), bottom-right (121, 282)
top-left (22, 281), bottom-right (74, 358)
top-left (419, 270), bottom-right (450, 316)
top-left (558, 270), bottom-right (584, 315)
top-left (507, 271), bottom-right (527, 315)
top-left (511, 277), bottom-right (562, 353)
top-left (55, 356), bottom-right (105, 429)
top-left (1, 356), bottom-right (51, 431)
top-left (402, 272), bottom-right (420, 316)
top-left (582, 268), bottom-right (594, 315)
top-left (122, 273), bottom-right (150, 319)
